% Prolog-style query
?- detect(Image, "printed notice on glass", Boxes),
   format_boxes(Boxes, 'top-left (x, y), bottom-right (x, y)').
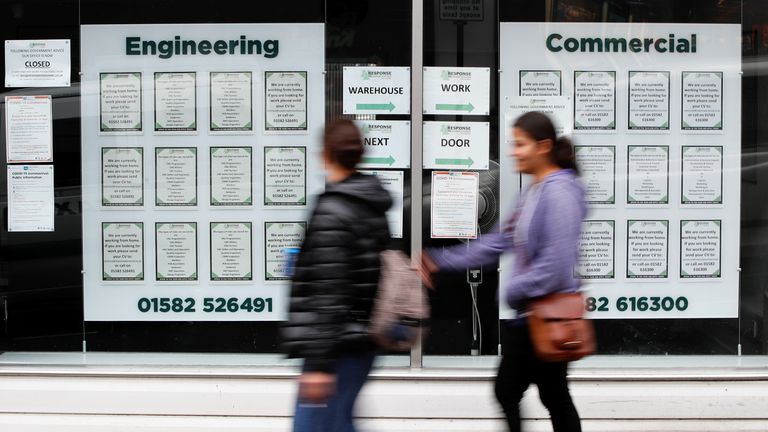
top-left (7, 165), bottom-right (54, 232)
top-left (431, 171), bottom-right (479, 239)
top-left (682, 146), bottom-right (723, 204)
top-left (5, 39), bottom-right (70, 87)
top-left (627, 146), bottom-right (669, 204)
top-left (627, 220), bottom-right (669, 278)
top-left (680, 220), bottom-right (721, 278)
top-left (210, 222), bottom-right (252, 281)
top-left (574, 71), bottom-right (615, 130)
top-left (574, 146), bottom-right (615, 204)
top-left (210, 72), bottom-right (252, 133)
top-left (423, 67), bottom-right (490, 115)
top-left (682, 72), bottom-right (723, 130)
top-left (357, 120), bottom-right (411, 169)
top-left (342, 66), bottom-right (411, 115)
top-left (575, 220), bottom-right (614, 279)
top-left (360, 170), bottom-right (404, 238)
top-left (519, 70), bottom-right (561, 96)
top-left (5, 95), bottom-right (53, 163)
top-left (102, 222), bottom-right (144, 281)
top-left (628, 71), bottom-right (670, 130)
top-left (210, 147), bottom-right (252, 206)
top-left (154, 72), bottom-right (196, 133)
top-left (156, 147), bottom-right (197, 206)
top-left (264, 147), bottom-right (306, 206)
top-left (264, 222), bottom-right (306, 281)
top-left (156, 223), bottom-right (197, 281)
top-left (423, 121), bottom-right (489, 170)
top-left (102, 147), bottom-right (143, 206)
top-left (265, 71), bottom-right (307, 132)
top-left (99, 73), bottom-right (142, 133)
top-left (505, 96), bottom-right (572, 136)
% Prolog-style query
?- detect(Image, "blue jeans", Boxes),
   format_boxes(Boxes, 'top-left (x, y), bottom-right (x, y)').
top-left (293, 352), bottom-right (376, 432)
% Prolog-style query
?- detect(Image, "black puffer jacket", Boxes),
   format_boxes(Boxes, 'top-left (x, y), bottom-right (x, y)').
top-left (282, 172), bottom-right (392, 372)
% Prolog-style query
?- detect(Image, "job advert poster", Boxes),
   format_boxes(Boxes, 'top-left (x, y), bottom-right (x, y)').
top-left (500, 22), bottom-right (740, 318)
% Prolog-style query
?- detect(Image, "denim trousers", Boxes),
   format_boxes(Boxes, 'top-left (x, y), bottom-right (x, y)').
top-left (293, 351), bottom-right (376, 432)
top-left (495, 324), bottom-right (582, 432)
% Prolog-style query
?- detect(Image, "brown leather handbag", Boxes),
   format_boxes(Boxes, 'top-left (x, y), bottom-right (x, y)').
top-left (527, 292), bottom-right (595, 362)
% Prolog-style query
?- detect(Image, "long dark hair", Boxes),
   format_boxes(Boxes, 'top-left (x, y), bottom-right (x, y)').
top-left (513, 111), bottom-right (579, 175)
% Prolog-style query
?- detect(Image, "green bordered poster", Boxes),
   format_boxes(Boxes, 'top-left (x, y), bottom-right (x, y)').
top-left (519, 70), bottom-right (561, 96)
top-left (680, 220), bottom-right (722, 278)
top-left (626, 220), bottom-right (669, 279)
top-left (101, 147), bottom-right (143, 206)
top-left (210, 146), bottom-right (252, 206)
top-left (264, 222), bottom-right (306, 281)
top-left (155, 147), bottom-right (197, 206)
top-left (265, 71), bottom-right (308, 132)
top-left (627, 146), bottom-right (669, 204)
top-left (210, 222), bottom-right (252, 281)
top-left (99, 72), bottom-right (142, 133)
top-left (155, 222), bottom-right (198, 281)
top-left (575, 220), bottom-right (615, 279)
top-left (628, 71), bottom-right (670, 130)
top-left (681, 146), bottom-right (723, 204)
top-left (574, 146), bottom-right (615, 204)
top-left (264, 147), bottom-right (306, 206)
top-left (210, 71), bottom-right (253, 133)
top-left (573, 70), bottom-right (616, 130)
top-left (154, 72), bottom-right (197, 133)
top-left (681, 71), bottom-right (723, 131)
top-left (102, 222), bottom-right (144, 281)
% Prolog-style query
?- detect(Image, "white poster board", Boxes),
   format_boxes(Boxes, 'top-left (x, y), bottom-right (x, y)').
top-left (500, 22), bottom-right (740, 318)
top-left (81, 23), bottom-right (325, 321)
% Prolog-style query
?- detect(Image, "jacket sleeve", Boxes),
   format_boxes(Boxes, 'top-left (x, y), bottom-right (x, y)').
top-left (428, 225), bottom-right (512, 271)
top-left (505, 183), bottom-right (582, 307)
top-left (284, 204), bottom-right (356, 373)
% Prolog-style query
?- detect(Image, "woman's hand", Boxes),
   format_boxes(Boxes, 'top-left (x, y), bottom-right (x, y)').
top-left (298, 372), bottom-right (335, 403)
top-left (418, 251), bottom-right (438, 289)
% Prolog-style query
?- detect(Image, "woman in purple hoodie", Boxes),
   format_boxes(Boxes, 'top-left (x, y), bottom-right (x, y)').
top-left (422, 111), bottom-right (586, 432)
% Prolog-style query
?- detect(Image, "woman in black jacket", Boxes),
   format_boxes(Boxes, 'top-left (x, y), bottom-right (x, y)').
top-left (282, 119), bottom-right (391, 432)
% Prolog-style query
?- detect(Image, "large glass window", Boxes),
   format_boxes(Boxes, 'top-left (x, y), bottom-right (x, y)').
top-left (1, 0), bottom-right (766, 363)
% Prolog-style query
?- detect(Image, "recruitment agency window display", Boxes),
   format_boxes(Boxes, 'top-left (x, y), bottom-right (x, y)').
top-left (499, 23), bottom-right (740, 318)
top-left (81, 24), bottom-right (324, 321)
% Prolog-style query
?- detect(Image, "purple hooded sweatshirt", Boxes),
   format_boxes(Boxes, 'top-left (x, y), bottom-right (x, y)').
top-left (430, 169), bottom-right (586, 312)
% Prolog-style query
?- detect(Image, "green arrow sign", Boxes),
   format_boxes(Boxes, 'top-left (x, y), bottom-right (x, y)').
top-left (362, 156), bottom-right (395, 166)
top-left (435, 157), bottom-right (474, 167)
top-left (356, 102), bottom-right (395, 111)
top-left (435, 102), bottom-right (475, 112)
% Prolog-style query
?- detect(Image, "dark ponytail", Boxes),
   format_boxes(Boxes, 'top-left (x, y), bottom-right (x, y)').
top-left (513, 111), bottom-right (579, 175)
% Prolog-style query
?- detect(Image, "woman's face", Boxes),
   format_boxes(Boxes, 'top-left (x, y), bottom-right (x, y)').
top-left (509, 127), bottom-right (549, 174)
